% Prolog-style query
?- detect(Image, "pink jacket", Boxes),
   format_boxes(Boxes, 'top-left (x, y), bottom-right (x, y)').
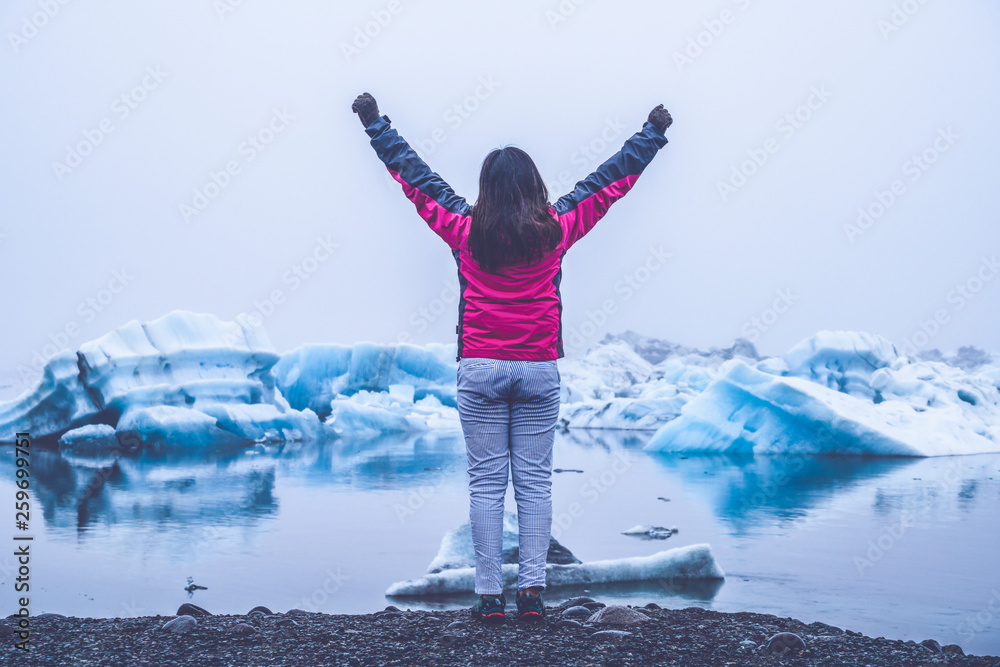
top-left (365, 115), bottom-right (668, 360)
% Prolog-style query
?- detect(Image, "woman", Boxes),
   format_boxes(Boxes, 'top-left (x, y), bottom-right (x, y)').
top-left (352, 92), bottom-right (671, 623)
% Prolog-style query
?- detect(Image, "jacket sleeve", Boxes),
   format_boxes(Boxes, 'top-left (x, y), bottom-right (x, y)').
top-left (364, 115), bottom-right (471, 250)
top-left (553, 121), bottom-right (668, 249)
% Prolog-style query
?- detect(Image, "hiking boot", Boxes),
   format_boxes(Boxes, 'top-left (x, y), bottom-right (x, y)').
top-left (515, 589), bottom-right (545, 620)
top-left (471, 593), bottom-right (506, 624)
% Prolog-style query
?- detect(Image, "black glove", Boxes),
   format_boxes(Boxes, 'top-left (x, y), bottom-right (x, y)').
top-left (648, 104), bottom-right (672, 133)
top-left (352, 92), bottom-right (380, 128)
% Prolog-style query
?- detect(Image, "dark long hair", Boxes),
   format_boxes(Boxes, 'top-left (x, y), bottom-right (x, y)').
top-left (468, 146), bottom-right (561, 273)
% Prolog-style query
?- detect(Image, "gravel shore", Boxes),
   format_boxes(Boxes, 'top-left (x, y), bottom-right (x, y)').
top-left (5, 600), bottom-right (999, 667)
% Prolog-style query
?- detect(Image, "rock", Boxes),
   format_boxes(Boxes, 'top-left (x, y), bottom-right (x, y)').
top-left (446, 621), bottom-right (466, 631)
top-left (504, 536), bottom-right (581, 566)
top-left (920, 639), bottom-right (943, 653)
top-left (942, 644), bottom-right (964, 655)
top-left (739, 640), bottom-right (756, 648)
top-left (229, 623), bottom-right (257, 636)
top-left (0, 624), bottom-right (16, 641)
top-left (248, 605), bottom-right (273, 615)
top-left (765, 632), bottom-right (806, 653)
top-left (587, 605), bottom-right (651, 626)
top-left (591, 630), bottom-right (633, 640)
top-left (557, 596), bottom-right (597, 610)
top-left (439, 634), bottom-right (465, 647)
top-left (555, 620), bottom-right (584, 630)
top-left (176, 603), bottom-right (210, 617)
top-left (561, 606), bottom-right (593, 620)
top-left (161, 616), bottom-right (197, 634)
top-left (36, 613), bottom-right (67, 619)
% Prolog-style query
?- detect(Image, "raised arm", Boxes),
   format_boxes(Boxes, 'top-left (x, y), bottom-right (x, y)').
top-left (352, 93), bottom-right (470, 250)
top-left (554, 105), bottom-right (672, 249)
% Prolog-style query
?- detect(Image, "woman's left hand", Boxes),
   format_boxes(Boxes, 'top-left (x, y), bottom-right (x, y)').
top-left (352, 92), bottom-right (380, 128)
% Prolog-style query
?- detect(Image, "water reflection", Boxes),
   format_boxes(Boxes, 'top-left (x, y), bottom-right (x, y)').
top-left (27, 432), bottom-right (468, 534)
top-left (646, 452), bottom-right (1000, 535)
top-left (647, 453), bottom-right (918, 534)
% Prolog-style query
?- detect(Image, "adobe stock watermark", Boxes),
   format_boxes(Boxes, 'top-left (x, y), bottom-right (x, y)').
top-left (673, 0), bottom-right (758, 73)
top-left (738, 288), bottom-right (798, 344)
top-left (957, 588), bottom-right (1000, 643)
top-left (544, 0), bottom-right (589, 31)
top-left (52, 66), bottom-right (169, 183)
top-left (233, 235), bottom-right (339, 330)
top-left (7, 0), bottom-right (73, 53)
top-left (178, 107), bottom-right (295, 223)
top-left (716, 85), bottom-right (832, 202)
top-left (213, 0), bottom-right (248, 20)
top-left (394, 276), bottom-right (460, 345)
top-left (544, 117), bottom-right (628, 197)
top-left (564, 245), bottom-right (672, 354)
top-left (877, 0), bottom-right (931, 40)
top-left (853, 459), bottom-right (963, 576)
top-left (843, 126), bottom-right (958, 243)
top-left (293, 568), bottom-right (350, 613)
top-left (409, 75), bottom-right (502, 161)
top-left (16, 268), bottom-right (135, 387)
top-left (392, 474), bottom-right (454, 524)
top-left (341, 0), bottom-right (404, 63)
top-left (551, 450), bottom-right (634, 540)
top-left (898, 254), bottom-right (998, 357)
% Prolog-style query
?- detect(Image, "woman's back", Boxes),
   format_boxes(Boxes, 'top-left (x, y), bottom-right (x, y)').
top-left (355, 96), bottom-right (670, 361)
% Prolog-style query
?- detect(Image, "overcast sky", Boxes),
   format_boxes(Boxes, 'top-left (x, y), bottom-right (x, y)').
top-left (2, 0), bottom-right (998, 386)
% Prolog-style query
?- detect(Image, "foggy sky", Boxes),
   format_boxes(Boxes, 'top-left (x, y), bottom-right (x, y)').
top-left (2, 0), bottom-right (999, 388)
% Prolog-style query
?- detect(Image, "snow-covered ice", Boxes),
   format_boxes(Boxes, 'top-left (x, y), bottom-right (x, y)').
top-left (622, 525), bottom-right (677, 539)
top-left (386, 543), bottom-right (724, 596)
top-left (274, 342), bottom-right (457, 420)
top-left (3, 314), bottom-right (998, 456)
top-left (387, 511), bottom-right (722, 596)
top-left (325, 390), bottom-right (460, 438)
top-left (645, 332), bottom-right (1000, 456)
top-left (425, 512), bottom-right (579, 575)
top-left (557, 335), bottom-right (758, 431)
top-left (58, 424), bottom-right (118, 455)
top-left (0, 312), bottom-right (319, 445)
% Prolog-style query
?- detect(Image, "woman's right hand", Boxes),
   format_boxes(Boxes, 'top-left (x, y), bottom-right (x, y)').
top-left (648, 104), bottom-right (672, 133)
top-left (352, 92), bottom-right (380, 128)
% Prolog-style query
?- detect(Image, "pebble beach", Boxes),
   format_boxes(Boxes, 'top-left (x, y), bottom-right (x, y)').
top-left (6, 598), bottom-right (999, 667)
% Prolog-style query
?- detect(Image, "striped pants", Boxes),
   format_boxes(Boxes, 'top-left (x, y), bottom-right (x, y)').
top-left (456, 357), bottom-right (561, 595)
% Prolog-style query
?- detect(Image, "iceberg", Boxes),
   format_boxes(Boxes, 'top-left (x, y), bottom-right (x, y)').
top-left (425, 512), bottom-right (580, 575)
top-left (558, 335), bottom-right (758, 430)
top-left (0, 351), bottom-right (101, 442)
top-left (645, 331), bottom-right (1000, 456)
top-left (58, 423), bottom-right (119, 455)
top-left (386, 511), bottom-right (723, 596)
top-left (274, 342), bottom-right (458, 420)
top-left (387, 543), bottom-right (724, 596)
top-left (325, 389), bottom-right (460, 438)
top-left (0, 312), bottom-right (320, 445)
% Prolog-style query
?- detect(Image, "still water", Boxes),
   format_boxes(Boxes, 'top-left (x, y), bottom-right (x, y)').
top-left (2, 431), bottom-right (999, 655)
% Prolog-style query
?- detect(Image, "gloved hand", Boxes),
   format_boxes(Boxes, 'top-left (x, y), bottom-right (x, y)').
top-left (352, 92), bottom-right (380, 128)
top-left (648, 104), bottom-right (672, 133)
